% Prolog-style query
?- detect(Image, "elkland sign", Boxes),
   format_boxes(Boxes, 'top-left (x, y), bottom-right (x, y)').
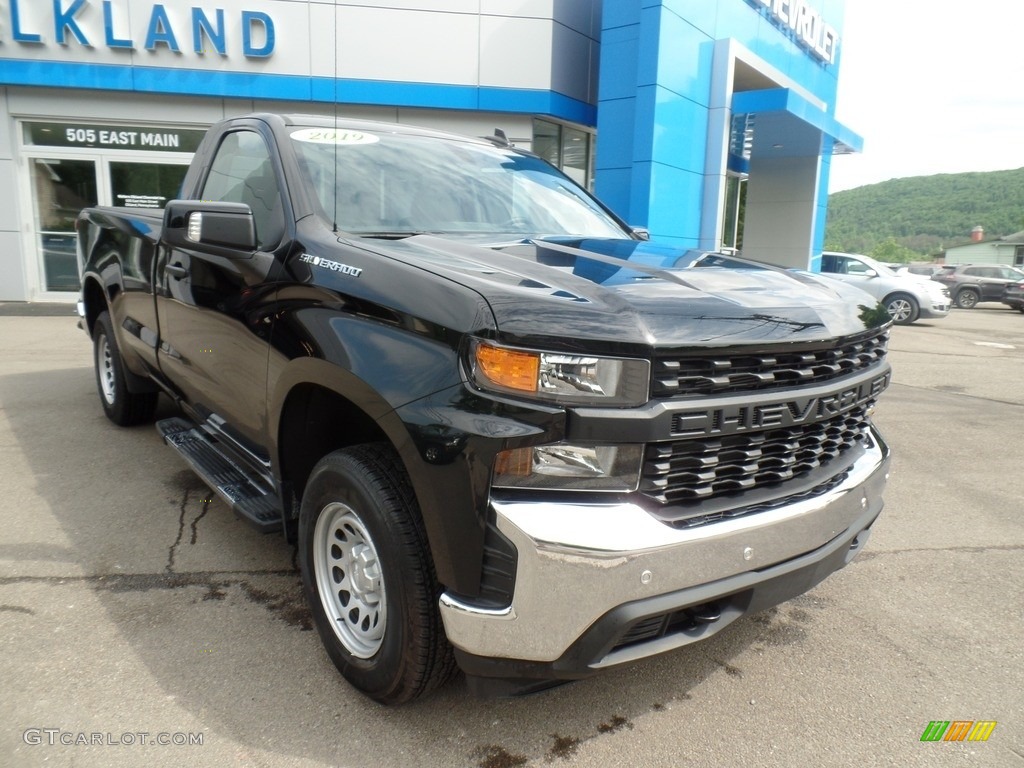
top-left (1, 0), bottom-right (276, 57)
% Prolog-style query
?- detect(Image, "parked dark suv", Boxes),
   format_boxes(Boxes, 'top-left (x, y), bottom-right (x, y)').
top-left (933, 264), bottom-right (1024, 309)
top-left (1003, 277), bottom-right (1024, 312)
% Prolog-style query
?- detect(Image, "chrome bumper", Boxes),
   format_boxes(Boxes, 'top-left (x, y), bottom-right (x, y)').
top-left (441, 428), bottom-right (889, 666)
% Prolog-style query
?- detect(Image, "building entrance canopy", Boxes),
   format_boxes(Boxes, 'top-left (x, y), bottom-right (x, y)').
top-left (731, 88), bottom-right (862, 159)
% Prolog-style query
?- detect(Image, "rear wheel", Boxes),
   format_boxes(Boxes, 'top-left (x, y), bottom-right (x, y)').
top-left (884, 293), bottom-right (919, 325)
top-left (93, 311), bottom-right (158, 426)
top-left (955, 288), bottom-right (980, 309)
top-left (299, 444), bottom-right (456, 704)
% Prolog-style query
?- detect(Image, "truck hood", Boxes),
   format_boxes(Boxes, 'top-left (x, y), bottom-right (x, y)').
top-left (348, 235), bottom-right (889, 349)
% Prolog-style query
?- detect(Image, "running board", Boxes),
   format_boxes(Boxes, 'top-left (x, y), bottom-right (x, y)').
top-left (157, 417), bottom-right (283, 533)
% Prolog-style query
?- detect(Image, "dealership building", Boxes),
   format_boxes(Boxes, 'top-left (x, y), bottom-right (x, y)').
top-left (0, 0), bottom-right (860, 302)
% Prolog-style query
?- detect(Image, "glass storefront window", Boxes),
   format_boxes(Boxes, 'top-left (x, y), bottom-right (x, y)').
top-left (532, 118), bottom-right (594, 189)
top-left (560, 125), bottom-right (589, 187)
top-left (722, 175), bottom-right (747, 251)
top-left (532, 119), bottom-right (561, 167)
top-left (30, 158), bottom-right (97, 292)
top-left (22, 120), bottom-right (199, 295)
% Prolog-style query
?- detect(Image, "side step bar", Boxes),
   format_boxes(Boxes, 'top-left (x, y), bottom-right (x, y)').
top-left (157, 417), bottom-right (283, 533)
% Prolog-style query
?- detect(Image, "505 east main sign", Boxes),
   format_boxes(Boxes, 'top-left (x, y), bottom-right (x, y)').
top-left (3, 0), bottom-right (276, 58)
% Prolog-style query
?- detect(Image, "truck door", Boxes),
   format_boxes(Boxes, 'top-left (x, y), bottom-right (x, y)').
top-left (154, 127), bottom-right (288, 471)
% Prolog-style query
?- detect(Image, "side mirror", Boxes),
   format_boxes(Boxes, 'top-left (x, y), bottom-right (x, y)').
top-left (863, 269), bottom-right (878, 278)
top-left (631, 227), bottom-right (651, 241)
top-left (163, 200), bottom-right (256, 256)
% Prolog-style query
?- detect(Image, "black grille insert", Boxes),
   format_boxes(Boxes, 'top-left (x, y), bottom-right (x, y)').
top-left (652, 330), bottom-right (889, 398)
top-left (641, 405), bottom-right (871, 521)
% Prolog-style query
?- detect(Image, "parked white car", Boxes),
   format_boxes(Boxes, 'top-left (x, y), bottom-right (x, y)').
top-left (821, 252), bottom-right (951, 325)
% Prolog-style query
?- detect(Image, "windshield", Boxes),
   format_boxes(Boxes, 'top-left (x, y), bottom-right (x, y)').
top-left (289, 127), bottom-right (628, 239)
top-left (856, 254), bottom-right (897, 277)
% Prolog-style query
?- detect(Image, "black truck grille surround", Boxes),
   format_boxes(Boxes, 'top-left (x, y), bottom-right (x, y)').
top-left (652, 329), bottom-right (889, 398)
top-left (640, 404), bottom-right (872, 522)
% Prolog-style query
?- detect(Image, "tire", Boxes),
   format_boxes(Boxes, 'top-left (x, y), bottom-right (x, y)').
top-left (299, 444), bottom-right (456, 704)
top-left (884, 293), bottom-right (920, 325)
top-left (93, 311), bottom-right (158, 426)
top-left (955, 288), bottom-right (980, 309)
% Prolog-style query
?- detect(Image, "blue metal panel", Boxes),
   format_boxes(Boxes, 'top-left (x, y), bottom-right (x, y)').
top-left (1, 59), bottom-right (596, 125)
top-left (593, 167), bottom-right (636, 223)
top-left (653, 8), bottom-right (715, 105)
top-left (647, 162), bottom-right (703, 240)
top-left (595, 98), bottom-right (636, 168)
top-left (650, 88), bottom-right (709, 174)
top-left (596, 33), bottom-right (640, 102)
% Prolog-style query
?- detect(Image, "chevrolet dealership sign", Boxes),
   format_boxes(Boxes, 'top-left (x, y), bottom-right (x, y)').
top-left (751, 0), bottom-right (839, 64)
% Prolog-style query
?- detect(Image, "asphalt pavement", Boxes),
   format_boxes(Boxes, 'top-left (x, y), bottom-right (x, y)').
top-left (1, 306), bottom-right (1021, 767)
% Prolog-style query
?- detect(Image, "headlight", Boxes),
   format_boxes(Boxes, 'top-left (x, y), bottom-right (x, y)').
top-left (493, 444), bottom-right (643, 492)
top-left (469, 339), bottom-right (650, 406)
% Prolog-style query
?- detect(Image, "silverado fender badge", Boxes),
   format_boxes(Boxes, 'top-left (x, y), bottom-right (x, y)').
top-left (299, 253), bottom-right (363, 278)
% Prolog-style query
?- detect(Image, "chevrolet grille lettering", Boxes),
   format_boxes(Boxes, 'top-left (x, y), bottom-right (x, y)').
top-left (671, 372), bottom-right (890, 437)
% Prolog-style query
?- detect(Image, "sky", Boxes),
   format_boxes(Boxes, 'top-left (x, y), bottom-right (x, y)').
top-left (828, 0), bottom-right (1024, 192)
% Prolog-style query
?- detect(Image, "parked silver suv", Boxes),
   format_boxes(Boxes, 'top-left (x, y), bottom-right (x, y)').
top-left (821, 252), bottom-right (951, 325)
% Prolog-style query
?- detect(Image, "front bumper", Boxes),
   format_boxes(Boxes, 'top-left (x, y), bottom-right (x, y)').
top-left (1002, 293), bottom-right (1024, 309)
top-left (441, 427), bottom-right (889, 684)
top-left (920, 301), bottom-right (950, 319)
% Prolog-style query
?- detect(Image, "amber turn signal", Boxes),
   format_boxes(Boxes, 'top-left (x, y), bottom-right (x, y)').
top-left (474, 343), bottom-right (540, 393)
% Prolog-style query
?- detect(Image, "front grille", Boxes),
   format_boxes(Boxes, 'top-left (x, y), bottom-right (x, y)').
top-left (652, 329), bottom-right (889, 398)
top-left (659, 469), bottom-right (852, 530)
top-left (640, 404), bottom-right (872, 513)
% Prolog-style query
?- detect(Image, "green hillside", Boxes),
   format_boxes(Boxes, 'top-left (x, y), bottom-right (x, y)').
top-left (825, 168), bottom-right (1024, 260)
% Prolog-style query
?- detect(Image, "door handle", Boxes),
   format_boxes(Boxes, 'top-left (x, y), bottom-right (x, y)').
top-left (164, 264), bottom-right (188, 279)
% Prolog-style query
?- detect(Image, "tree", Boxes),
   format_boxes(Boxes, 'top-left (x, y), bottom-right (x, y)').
top-left (870, 237), bottom-right (918, 264)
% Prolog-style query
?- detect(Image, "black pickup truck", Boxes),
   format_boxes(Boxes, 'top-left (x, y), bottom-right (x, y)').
top-left (78, 113), bottom-right (892, 704)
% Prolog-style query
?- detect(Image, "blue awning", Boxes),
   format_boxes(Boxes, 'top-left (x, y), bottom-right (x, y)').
top-left (731, 87), bottom-right (863, 157)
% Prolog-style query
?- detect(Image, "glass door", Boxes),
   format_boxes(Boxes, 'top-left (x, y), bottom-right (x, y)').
top-left (26, 156), bottom-right (191, 294)
top-left (29, 158), bottom-right (98, 292)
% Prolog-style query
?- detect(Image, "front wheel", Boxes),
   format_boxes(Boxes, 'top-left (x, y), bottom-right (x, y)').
top-left (884, 293), bottom-right (920, 325)
top-left (955, 288), bottom-right (980, 309)
top-left (93, 311), bottom-right (158, 426)
top-left (299, 444), bottom-right (456, 704)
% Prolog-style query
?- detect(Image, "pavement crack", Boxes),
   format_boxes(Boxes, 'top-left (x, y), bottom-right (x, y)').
top-left (167, 487), bottom-right (191, 574)
top-left (0, 605), bottom-right (35, 615)
top-left (190, 497), bottom-right (212, 545)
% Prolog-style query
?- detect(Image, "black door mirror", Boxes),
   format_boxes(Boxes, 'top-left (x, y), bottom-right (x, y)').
top-left (163, 200), bottom-right (257, 256)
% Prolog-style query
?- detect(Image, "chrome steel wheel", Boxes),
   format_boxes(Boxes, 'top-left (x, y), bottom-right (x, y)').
top-left (313, 502), bottom-right (387, 659)
top-left (97, 332), bottom-right (117, 405)
top-left (886, 297), bottom-right (914, 323)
